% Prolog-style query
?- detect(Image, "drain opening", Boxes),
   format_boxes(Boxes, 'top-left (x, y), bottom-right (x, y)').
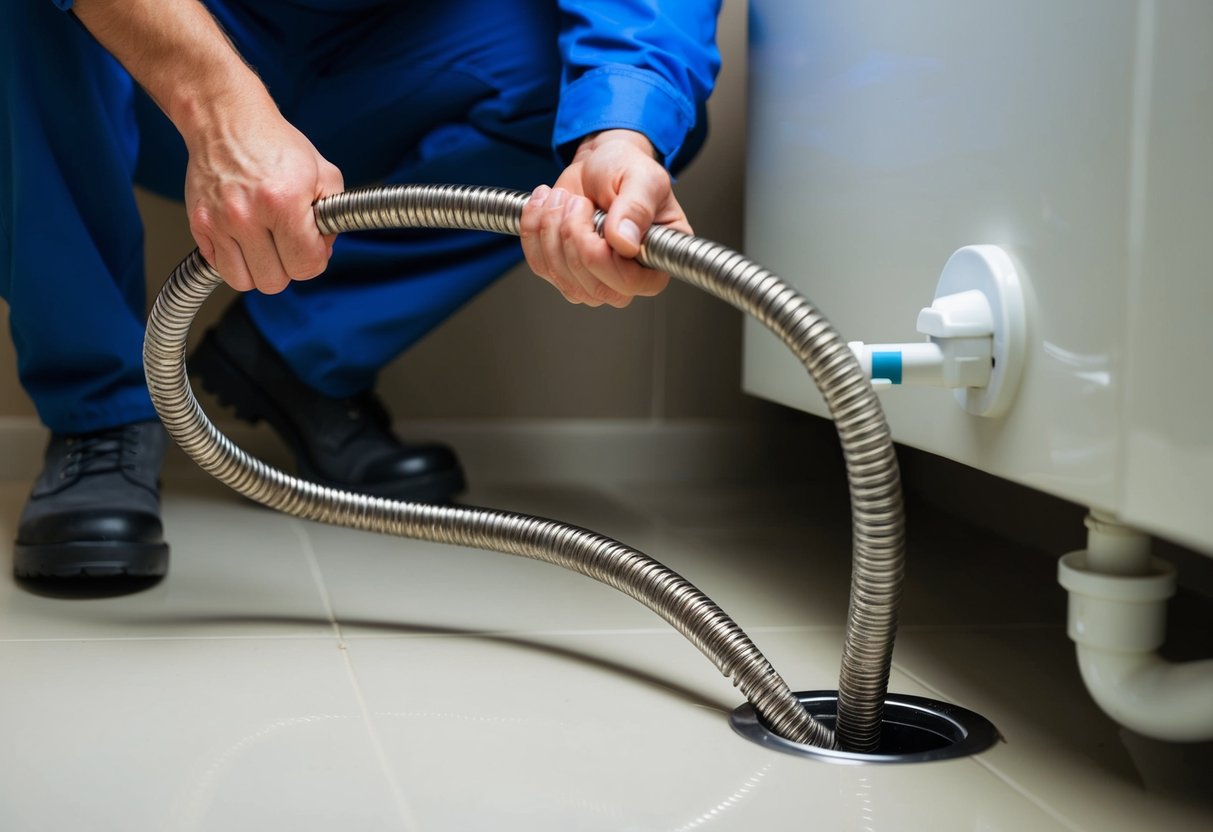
top-left (731, 691), bottom-right (1001, 764)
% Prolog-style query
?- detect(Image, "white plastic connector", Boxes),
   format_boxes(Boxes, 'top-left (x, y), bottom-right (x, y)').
top-left (916, 288), bottom-right (995, 338)
top-left (932, 246), bottom-right (1027, 417)
top-left (847, 246), bottom-right (1026, 416)
top-left (849, 284), bottom-right (996, 389)
top-left (848, 339), bottom-right (991, 389)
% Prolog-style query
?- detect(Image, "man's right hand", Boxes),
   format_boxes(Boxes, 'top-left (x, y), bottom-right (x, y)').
top-left (183, 107), bottom-right (344, 294)
top-left (73, 0), bottom-right (343, 294)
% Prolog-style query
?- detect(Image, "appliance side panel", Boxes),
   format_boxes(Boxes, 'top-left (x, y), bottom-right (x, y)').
top-left (742, 0), bottom-right (1138, 513)
top-left (1120, 0), bottom-right (1213, 553)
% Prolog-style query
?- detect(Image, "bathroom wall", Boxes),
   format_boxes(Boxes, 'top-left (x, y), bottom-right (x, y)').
top-left (0, 1), bottom-right (773, 426)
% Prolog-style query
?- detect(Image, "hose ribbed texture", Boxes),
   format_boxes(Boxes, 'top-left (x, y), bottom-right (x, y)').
top-left (144, 184), bottom-right (904, 752)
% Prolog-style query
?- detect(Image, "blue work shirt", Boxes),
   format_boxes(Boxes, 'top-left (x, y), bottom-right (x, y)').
top-left (51, 0), bottom-right (723, 170)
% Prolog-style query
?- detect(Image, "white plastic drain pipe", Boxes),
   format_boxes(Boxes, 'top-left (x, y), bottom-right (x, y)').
top-left (1058, 512), bottom-right (1213, 742)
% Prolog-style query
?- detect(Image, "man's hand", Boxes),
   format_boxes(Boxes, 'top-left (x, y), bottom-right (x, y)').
top-left (73, 0), bottom-right (342, 294)
top-left (520, 129), bottom-right (691, 308)
top-left (183, 106), bottom-right (343, 294)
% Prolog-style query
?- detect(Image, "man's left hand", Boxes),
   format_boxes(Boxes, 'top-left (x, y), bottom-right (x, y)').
top-left (519, 129), bottom-right (691, 308)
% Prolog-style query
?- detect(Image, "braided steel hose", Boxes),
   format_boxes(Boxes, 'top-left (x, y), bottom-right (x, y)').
top-left (144, 184), bottom-right (904, 752)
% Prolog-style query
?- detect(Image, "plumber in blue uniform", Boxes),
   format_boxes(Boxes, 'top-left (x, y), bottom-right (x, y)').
top-left (1, 0), bottom-right (722, 580)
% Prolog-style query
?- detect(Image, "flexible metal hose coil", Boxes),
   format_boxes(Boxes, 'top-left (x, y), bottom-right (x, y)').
top-left (144, 184), bottom-right (904, 752)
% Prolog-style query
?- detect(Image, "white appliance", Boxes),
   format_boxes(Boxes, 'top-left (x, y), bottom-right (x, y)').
top-left (742, 0), bottom-right (1213, 555)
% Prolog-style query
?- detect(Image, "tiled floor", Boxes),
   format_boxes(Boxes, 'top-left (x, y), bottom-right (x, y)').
top-left (1, 453), bottom-right (1211, 831)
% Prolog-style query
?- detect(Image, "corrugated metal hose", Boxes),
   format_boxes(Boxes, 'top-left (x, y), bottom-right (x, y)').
top-left (142, 184), bottom-right (905, 752)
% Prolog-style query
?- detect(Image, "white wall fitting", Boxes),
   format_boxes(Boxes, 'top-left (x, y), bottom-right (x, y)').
top-left (742, 0), bottom-right (1213, 554)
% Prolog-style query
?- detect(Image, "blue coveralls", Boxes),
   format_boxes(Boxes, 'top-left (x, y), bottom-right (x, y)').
top-left (0, 0), bottom-right (721, 434)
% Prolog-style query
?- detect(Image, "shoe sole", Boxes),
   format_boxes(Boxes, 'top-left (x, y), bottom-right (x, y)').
top-left (189, 331), bottom-right (466, 503)
top-left (13, 541), bottom-right (169, 579)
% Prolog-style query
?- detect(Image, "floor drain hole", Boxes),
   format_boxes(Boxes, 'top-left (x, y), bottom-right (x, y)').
top-left (731, 691), bottom-right (1001, 764)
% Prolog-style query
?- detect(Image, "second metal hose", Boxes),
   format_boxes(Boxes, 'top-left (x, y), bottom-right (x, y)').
top-left (144, 184), bottom-right (904, 751)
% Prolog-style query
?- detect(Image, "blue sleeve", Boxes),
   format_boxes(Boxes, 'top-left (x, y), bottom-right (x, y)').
top-left (554, 0), bottom-right (723, 169)
top-left (52, 1), bottom-right (73, 8)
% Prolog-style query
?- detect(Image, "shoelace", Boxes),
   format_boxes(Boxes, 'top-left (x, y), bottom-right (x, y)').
top-left (62, 426), bottom-right (134, 477)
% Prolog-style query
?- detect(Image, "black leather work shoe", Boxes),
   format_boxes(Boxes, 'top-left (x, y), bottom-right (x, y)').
top-left (188, 301), bottom-right (465, 503)
top-left (14, 421), bottom-right (170, 579)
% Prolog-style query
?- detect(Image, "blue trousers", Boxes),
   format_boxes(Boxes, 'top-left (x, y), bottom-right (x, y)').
top-left (1, 0), bottom-right (563, 433)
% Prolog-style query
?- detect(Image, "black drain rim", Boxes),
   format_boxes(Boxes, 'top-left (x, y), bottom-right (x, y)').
top-left (731, 691), bottom-right (1002, 764)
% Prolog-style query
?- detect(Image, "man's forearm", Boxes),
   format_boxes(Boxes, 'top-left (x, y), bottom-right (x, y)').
top-left (70, 0), bottom-right (342, 295)
top-left (71, 0), bottom-right (274, 145)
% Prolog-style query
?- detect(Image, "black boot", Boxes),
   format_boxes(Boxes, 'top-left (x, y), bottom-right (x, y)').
top-left (14, 421), bottom-right (170, 579)
top-left (188, 301), bottom-right (465, 502)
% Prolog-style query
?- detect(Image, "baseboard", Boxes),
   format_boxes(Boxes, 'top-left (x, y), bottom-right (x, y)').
top-left (0, 415), bottom-right (842, 487)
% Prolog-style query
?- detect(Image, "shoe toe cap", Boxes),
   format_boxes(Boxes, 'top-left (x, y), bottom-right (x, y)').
top-left (18, 510), bottom-right (166, 546)
top-left (363, 443), bottom-right (461, 483)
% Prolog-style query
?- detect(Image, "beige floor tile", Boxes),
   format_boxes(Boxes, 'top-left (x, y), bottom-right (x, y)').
top-left (305, 521), bottom-right (667, 638)
top-left (1, 459), bottom-right (1206, 831)
top-left (606, 478), bottom-right (852, 533)
top-left (306, 480), bottom-right (869, 636)
top-left (345, 630), bottom-right (1069, 832)
top-left (0, 480), bottom-right (333, 641)
top-left (892, 629), bottom-right (1213, 831)
top-left (0, 638), bottom-right (407, 831)
top-left (604, 479), bottom-right (1066, 628)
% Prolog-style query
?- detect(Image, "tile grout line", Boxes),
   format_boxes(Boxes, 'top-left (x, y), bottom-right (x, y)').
top-left (970, 756), bottom-right (1086, 832)
top-left (290, 518), bottom-right (420, 830)
top-left (890, 660), bottom-right (1085, 832)
top-left (289, 518), bottom-right (345, 643)
top-left (337, 640), bottom-right (423, 831)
